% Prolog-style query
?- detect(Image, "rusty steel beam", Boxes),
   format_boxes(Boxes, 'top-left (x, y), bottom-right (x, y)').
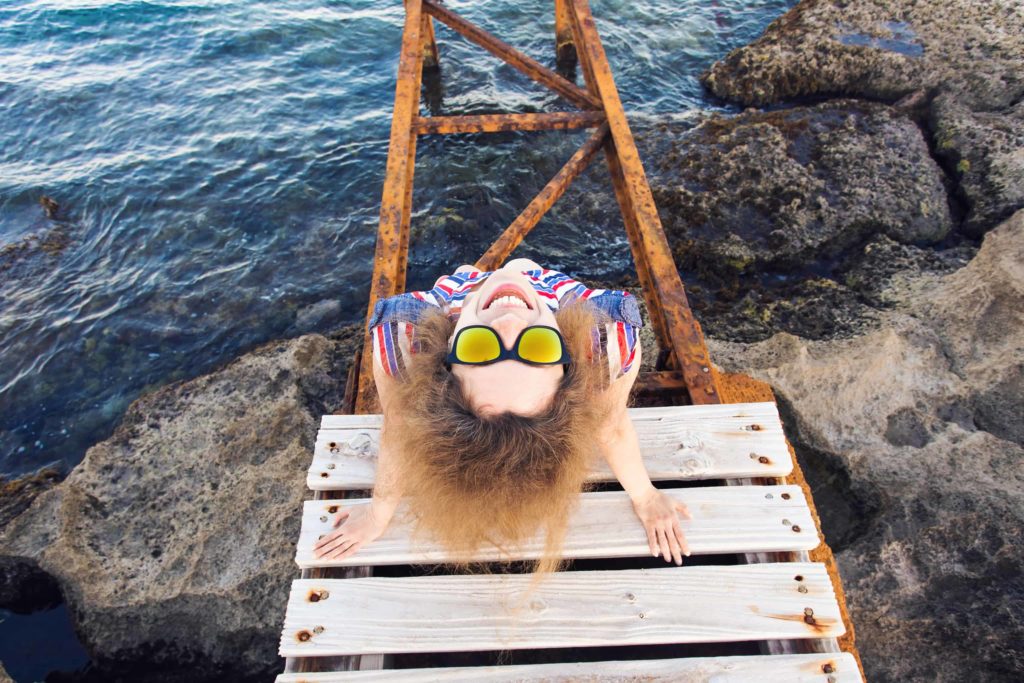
top-left (634, 370), bottom-right (689, 396)
top-left (356, 0), bottom-right (426, 416)
top-left (569, 0), bottom-right (719, 405)
top-left (554, 0), bottom-right (577, 65)
top-left (566, 5), bottom-right (673, 370)
top-left (415, 110), bottom-right (604, 135)
top-left (423, 14), bottom-right (440, 70)
top-left (395, 12), bottom-right (432, 296)
top-left (422, 0), bottom-right (601, 111)
top-left (476, 122), bottom-right (609, 271)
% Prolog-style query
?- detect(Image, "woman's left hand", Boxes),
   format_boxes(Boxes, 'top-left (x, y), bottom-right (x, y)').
top-left (631, 487), bottom-right (692, 565)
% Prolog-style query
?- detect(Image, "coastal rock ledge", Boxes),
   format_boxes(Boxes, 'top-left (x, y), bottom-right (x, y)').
top-left (709, 210), bottom-right (1024, 681)
top-left (0, 329), bottom-right (359, 681)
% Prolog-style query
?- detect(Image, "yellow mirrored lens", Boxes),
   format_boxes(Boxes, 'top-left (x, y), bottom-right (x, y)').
top-left (455, 327), bottom-right (501, 363)
top-left (517, 327), bottom-right (563, 363)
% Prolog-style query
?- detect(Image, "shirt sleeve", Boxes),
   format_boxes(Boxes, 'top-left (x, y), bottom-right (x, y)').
top-left (601, 320), bottom-right (640, 380)
top-left (371, 320), bottom-right (419, 379)
top-left (533, 268), bottom-right (607, 303)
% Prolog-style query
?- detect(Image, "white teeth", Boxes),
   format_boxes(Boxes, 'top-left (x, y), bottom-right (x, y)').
top-left (490, 294), bottom-right (528, 309)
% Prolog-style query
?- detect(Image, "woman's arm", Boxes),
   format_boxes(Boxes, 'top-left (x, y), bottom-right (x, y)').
top-left (597, 341), bottom-right (654, 500)
top-left (368, 357), bottom-right (403, 520)
top-left (596, 341), bottom-right (692, 565)
top-left (312, 341), bottom-right (404, 560)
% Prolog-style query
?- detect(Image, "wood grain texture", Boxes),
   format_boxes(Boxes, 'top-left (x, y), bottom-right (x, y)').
top-left (276, 651), bottom-right (862, 682)
top-left (279, 562), bottom-right (843, 657)
top-left (296, 485), bottom-right (818, 568)
top-left (310, 402), bottom-right (791, 490)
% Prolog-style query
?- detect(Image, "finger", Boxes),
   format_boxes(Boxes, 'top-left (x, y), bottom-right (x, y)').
top-left (673, 519), bottom-right (691, 557)
top-left (333, 509), bottom-right (351, 527)
top-left (328, 539), bottom-right (359, 560)
top-left (316, 533), bottom-right (353, 557)
top-left (644, 524), bottom-right (659, 557)
top-left (665, 524), bottom-right (682, 566)
top-left (655, 527), bottom-right (671, 563)
top-left (336, 540), bottom-right (362, 560)
top-left (313, 529), bottom-right (341, 551)
top-left (325, 538), bottom-right (357, 560)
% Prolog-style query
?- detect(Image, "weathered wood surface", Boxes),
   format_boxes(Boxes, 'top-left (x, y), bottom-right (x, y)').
top-left (279, 562), bottom-right (844, 657)
top-left (276, 651), bottom-right (862, 682)
top-left (310, 402), bottom-right (792, 490)
top-left (296, 485), bottom-right (817, 568)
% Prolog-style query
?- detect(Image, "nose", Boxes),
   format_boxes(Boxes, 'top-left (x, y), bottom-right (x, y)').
top-left (490, 313), bottom-right (528, 350)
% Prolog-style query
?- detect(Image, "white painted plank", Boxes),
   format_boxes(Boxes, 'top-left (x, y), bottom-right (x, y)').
top-left (310, 401), bottom-right (792, 490)
top-left (279, 562), bottom-right (844, 657)
top-left (296, 485), bottom-right (817, 568)
top-left (276, 651), bottom-right (862, 682)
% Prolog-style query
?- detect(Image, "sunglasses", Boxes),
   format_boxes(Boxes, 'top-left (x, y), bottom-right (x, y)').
top-left (447, 325), bottom-right (571, 366)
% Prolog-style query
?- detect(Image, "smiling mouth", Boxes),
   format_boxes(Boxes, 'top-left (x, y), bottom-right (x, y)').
top-left (483, 284), bottom-right (533, 310)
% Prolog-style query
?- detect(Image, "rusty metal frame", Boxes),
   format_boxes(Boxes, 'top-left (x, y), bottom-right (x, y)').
top-left (354, 0), bottom-right (720, 415)
top-left (282, 0), bottom-right (863, 675)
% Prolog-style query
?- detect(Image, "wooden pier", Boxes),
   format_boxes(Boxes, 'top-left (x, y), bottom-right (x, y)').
top-left (277, 1), bottom-right (865, 679)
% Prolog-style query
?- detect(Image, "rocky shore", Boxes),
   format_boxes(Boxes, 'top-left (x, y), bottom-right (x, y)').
top-left (1, 0), bottom-right (1021, 681)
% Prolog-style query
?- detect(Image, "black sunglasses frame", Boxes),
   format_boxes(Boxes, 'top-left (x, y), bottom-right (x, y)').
top-left (446, 324), bottom-right (571, 366)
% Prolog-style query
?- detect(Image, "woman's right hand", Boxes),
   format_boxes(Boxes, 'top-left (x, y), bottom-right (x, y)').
top-left (312, 502), bottom-right (390, 561)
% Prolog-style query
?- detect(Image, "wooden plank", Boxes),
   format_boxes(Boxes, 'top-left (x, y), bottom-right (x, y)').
top-left (297, 485), bottom-right (818, 568)
top-left (421, 0), bottom-right (600, 110)
top-left (279, 562), bottom-right (845, 657)
top-left (276, 651), bottom-right (863, 682)
top-left (415, 111), bottom-right (604, 135)
top-left (310, 402), bottom-right (792, 490)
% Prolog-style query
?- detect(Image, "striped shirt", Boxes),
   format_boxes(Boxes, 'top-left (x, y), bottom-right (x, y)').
top-left (371, 267), bottom-right (641, 381)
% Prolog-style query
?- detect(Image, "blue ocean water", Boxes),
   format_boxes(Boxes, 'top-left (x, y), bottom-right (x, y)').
top-left (1, 1), bottom-right (797, 678)
top-left (1, 0), bottom-right (794, 483)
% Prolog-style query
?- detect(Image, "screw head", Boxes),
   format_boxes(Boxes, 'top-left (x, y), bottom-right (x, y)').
top-left (313, 625), bottom-right (325, 635)
top-left (798, 585), bottom-right (808, 593)
top-left (765, 493), bottom-right (773, 499)
top-left (782, 518), bottom-right (791, 525)
top-left (792, 524), bottom-right (801, 532)
top-left (781, 492), bottom-right (791, 499)
top-left (319, 515), bottom-right (328, 523)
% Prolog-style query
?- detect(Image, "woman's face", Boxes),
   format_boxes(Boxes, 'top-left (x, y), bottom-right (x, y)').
top-left (449, 264), bottom-right (564, 417)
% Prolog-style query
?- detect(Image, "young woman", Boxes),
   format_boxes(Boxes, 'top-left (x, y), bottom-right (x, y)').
top-left (313, 258), bottom-right (691, 577)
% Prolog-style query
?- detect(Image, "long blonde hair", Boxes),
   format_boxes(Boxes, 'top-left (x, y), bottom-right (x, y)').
top-left (385, 298), bottom-right (613, 598)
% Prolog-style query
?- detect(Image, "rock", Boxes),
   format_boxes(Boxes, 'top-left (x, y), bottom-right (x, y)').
top-left (0, 325), bottom-right (362, 681)
top-left (0, 467), bottom-right (63, 529)
top-left (0, 468), bottom-right (65, 614)
top-left (701, 0), bottom-right (1024, 111)
top-left (645, 100), bottom-right (953, 273)
top-left (931, 94), bottom-right (1024, 237)
top-left (0, 661), bottom-right (11, 683)
top-left (294, 298), bottom-right (342, 333)
top-left (707, 210), bottom-right (1024, 681)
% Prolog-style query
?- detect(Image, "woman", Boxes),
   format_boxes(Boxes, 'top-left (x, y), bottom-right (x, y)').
top-left (313, 258), bottom-right (691, 579)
